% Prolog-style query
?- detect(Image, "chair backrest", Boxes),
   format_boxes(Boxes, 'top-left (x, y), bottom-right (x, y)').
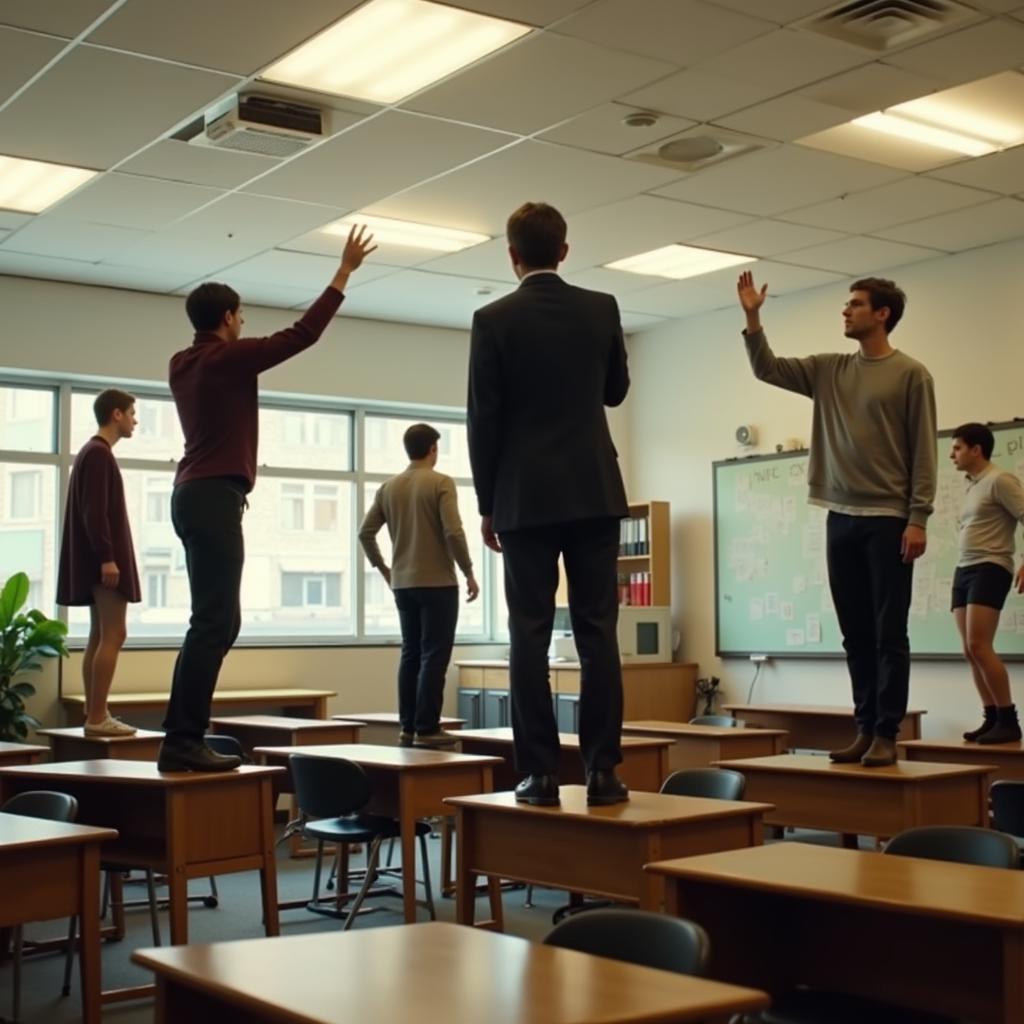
top-left (1, 790), bottom-right (79, 823)
top-left (884, 825), bottom-right (1019, 869)
top-left (289, 754), bottom-right (371, 820)
top-left (205, 734), bottom-right (247, 760)
top-left (991, 781), bottom-right (1024, 837)
top-left (660, 767), bottom-right (746, 801)
top-left (544, 908), bottom-right (709, 976)
top-left (688, 714), bottom-right (742, 728)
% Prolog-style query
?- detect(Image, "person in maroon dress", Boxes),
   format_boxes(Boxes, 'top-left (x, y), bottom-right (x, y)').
top-left (57, 389), bottom-right (141, 736)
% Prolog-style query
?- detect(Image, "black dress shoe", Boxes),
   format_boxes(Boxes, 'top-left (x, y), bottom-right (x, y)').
top-left (157, 739), bottom-right (242, 773)
top-left (586, 770), bottom-right (629, 806)
top-left (514, 774), bottom-right (560, 806)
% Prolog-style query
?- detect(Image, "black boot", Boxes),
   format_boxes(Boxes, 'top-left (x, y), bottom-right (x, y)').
top-left (963, 705), bottom-right (997, 742)
top-left (977, 705), bottom-right (1022, 744)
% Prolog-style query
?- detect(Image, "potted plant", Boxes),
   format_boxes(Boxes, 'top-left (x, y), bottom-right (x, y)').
top-left (0, 572), bottom-right (69, 741)
top-left (695, 675), bottom-right (721, 716)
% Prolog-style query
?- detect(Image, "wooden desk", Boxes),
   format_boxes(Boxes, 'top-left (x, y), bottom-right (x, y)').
top-left (647, 841), bottom-right (1024, 1024)
top-left (134, 920), bottom-right (769, 1024)
top-left (330, 712), bottom-right (464, 746)
top-left (0, 813), bottom-right (116, 1024)
top-left (209, 715), bottom-right (362, 757)
top-left (255, 743), bottom-right (500, 924)
top-left (0, 760), bottom-right (282, 1002)
top-left (722, 703), bottom-right (926, 749)
top-left (0, 741), bottom-right (47, 766)
top-left (623, 720), bottom-right (788, 772)
top-left (456, 727), bottom-right (673, 792)
top-left (36, 726), bottom-right (163, 762)
top-left (446, 786), bottom-right (771, 928)
top-left (899, 737), bottom-right (1024, 781)
top-left (62, 687), bottom-right (336, 720)
top-left (715, 753), bottom-right (991, 841)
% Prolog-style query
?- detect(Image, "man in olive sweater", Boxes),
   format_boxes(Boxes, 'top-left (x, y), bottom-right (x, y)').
top-left (737, 271), bottom-right (937, 767)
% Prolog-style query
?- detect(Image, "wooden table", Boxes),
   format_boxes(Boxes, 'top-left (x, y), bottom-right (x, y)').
top-left (715, 753), bottom-right (991, 842)
top-left (62, 687), bottom-right (336, 721)
top-left (0, 813), bottom-right (116, 1024)
top-left (331, 712), bottom-right (465, 745)
top-left (134, 920), bottom-right (769, 1023)
top-left (722, 703), bottom-right (926, 749)
top-left (36, 726), bottom-right (163, 762)
top-left (446, 786), bottom-right (771, 928)
top-left (899, 737), bottom-right (1024, 780)
top-left (647, 841), bottom-right (1024, 1024)
top-left (0, 760), bottom-right (282, 1003)
top-left (456, 727), bottom-right (673, 792)
top-left (0, 741), bottom-right (47, 766)
top-left (255, 743), bottom-right (500, 924)
top-left (209, 715), bottom-right (362, 757)
top-left (623, 720), bottom-right (788, 772)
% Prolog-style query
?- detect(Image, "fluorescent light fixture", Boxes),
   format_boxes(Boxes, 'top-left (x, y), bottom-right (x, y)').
top-left (605, 244), bottom-right (755, 280)
top-left (262, 0), bottom-right (530, 104)
top-left (0, 155), bottom-right (97, 213)
top-left (892, 96), bottom-right (1021, 146)
top-left (851, 113), bottom-right (998, 157)
top-left (323, 214), bottom-right (489, 252)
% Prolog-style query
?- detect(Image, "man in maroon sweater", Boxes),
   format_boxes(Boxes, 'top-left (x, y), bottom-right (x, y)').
top-left (158, 226), bottom-right (375, 773)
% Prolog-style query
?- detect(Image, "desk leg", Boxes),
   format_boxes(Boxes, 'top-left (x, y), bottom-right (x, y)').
top-left (78, 846), bottom-right (102, 1024)
top-left (398, 776), bottom-right (418, 924)
top-left (166, 792), bottom-right (189, 945)
top-left (258, 778), bottom-right (280, 936)
top-left (1002, 930), bottom-right (1024, 1024)
top-left (455, 808), bottom-right (476, 927)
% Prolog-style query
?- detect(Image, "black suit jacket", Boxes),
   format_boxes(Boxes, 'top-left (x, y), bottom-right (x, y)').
top-left (467, 273), bottom-right (629, 533)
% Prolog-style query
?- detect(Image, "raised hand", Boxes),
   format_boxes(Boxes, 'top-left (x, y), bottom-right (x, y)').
top-left (340, 224), bottom-right (376, 274)
top-left (737, 270), bottom-right (767, 314)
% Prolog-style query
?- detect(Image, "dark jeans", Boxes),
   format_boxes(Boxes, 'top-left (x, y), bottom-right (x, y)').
top-left (164, 478), bottom-right (246, 744)
top-left (826, 512), bottom-right (914, 740)
top-left (393, 586), bottom-right (459, 735)
top-left (500, 517), bottom-right (623, 776)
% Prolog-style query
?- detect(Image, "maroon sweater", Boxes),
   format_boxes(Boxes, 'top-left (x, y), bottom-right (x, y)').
top-left (170, 287), bottom-right (344, 491)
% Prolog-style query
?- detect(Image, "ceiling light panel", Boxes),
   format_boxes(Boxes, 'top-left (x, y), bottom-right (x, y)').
top-left (262, 0), bottom-right (530, 103)
top-left (606, 244), bottom-right (755, 280)
top-left (323, 214), bottom-right (489, 252)
top-left (0, 155), bottom-right (97, 213)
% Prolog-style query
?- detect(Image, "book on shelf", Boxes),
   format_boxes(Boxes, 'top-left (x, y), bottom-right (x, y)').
top-left (618, 571), bottom-right (652, 606)
top-left (619, 516), bottom-right (649, 557)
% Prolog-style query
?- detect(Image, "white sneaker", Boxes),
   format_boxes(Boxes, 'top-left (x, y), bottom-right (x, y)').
top-left (84, 715), bottom-right (138, 737)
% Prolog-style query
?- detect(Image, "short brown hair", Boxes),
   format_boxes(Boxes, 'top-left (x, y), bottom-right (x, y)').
top-left (94, 388), bottom-right (135, 427)
top-left (186, 282), bottom-right (240, 331)
top-left (403, 423), bottom-right (440, 460)
top-left (953, 422), bottom-right (995, 460)
top-left (506, 202), bottom-right (567, 270)
top-left (850, 277), bottom-right (906, 333)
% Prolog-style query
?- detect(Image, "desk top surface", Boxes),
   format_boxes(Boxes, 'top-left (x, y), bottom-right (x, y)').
top-left (132, 921), bottom-right (767, 1023)
top-left (457, 727), bottom-right (673, 752)
top-left (715, 753), bottom-right (993, 782)
top-left (445, 785), bottom-right (773, 827)
top-left (899, 737), bottom-right (1024, 754)
top-left (256, 743), bottom-right (501, 771)
top-left (61, 688), bottom-right (335, 706)
top-left (456, 659), bottom-right (696, 672)
top-left (330, 713), bottom-right (465, 726)
top-left (0, 760), bottom-right (284, 786)
top-left (209, 715), bottom-right (363, 731)
top-left (646, 841), bottom-right (1024, 927)
top-left (36, 726), bottom-right (164, 742)
top-left (623, 721), bottom-right (788, 739)
top-left (0, 741), bottom-right (48, 756)
top-left (722, 703), bottom-right (926, 718)
top-left (0, 811), bottom-right (117, 851)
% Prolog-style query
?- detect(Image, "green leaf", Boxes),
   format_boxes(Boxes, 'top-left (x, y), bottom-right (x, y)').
top-left (0, 573), bottom-right (29, 629)
top-left (26, 609), bottom-right (45, 624)
top-left (11, 682), bottom-right (35, 698)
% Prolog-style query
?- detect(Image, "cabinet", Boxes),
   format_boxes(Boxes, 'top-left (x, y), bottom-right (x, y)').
top-left (619, 499), bottom-right (670, 607)
top-left (483, 689), bottom-right (511, 728)
top-left (457, 688), bottom-right (483, 729)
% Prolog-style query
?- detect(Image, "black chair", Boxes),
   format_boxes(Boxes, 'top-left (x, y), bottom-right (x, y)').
top-left (990, 780), bottom-right (1024, 863)
top-left (2, 791), bottom-right (79, 1023)
top-left (884, 825), bottom-right (1019, 868)
top-left (544, 908), bottom-right (710, 976)
top-left (689, 714), bottom-right (744, 728)
top-left (289, 753), bottom-right (435, 929)
top-left (660, 767), bottom-right (746, 801)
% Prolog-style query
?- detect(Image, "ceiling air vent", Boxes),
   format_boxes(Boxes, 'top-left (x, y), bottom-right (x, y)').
top-left (626, 129), bottom-right (765, 173)
top-left (799, 0), bottom-right (979, 51)
top-left (189, 94), bottom-right (325, 158)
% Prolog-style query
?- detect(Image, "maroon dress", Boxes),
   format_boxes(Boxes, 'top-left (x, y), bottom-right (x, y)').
top-left (56, 436), bottom-right (141, 605)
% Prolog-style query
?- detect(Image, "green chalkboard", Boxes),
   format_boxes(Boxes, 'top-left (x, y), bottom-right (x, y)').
top-left (714, 419), bottom-right (1024, 659)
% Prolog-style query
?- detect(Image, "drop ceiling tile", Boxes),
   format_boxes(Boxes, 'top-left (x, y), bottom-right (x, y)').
top-left (0, 46), bottom-right (238, 168)
top-left (623, 68), bottom-right (784, 122)
top-left (0, 0), bottom-right (112, 37)
top-left (798, 63), bottom-right (939, 115)
top-left (243, 111), bottom-right (512, 211)
top-left (283, 223), bottom-right (485, 270)
top-left (88, 0), bottom-right (364, 76)
top-left (884, 21), bottom-right (1024, 86)
top-left (779, 235), bottom-right (943, 274)
top-left (405, 31), bottom-right (674, 136)
top-left (414, 237), bottom-right (516, 283)
top-left (1, 216), bottom-right (151, 261)
top-left (51, 173), bottom-right (223, 229)
top-left (47, 261), bottom-right (196, 293)
top-left (874, 197), bottom-right (1024, 252)
top-left (0, 28), bottom-right (66, 106)
top-left (538, 103), bottom-right (696, 156)
top-left (784, 178), bottom-right (995, 234)
top-left (971, 0), bottom-right (1024, 10)
top-left (438, 0), bottom-right (592, 26)
top-left (928, 144), bottom-right (1024, 195)
top-left (553, 0), bottom-right (775, 65)
top-left (562, 266), bottom-right (677, 295)
top-left (0, 230), bottom-right (9, 244)
top-left (797, 122), bottom-right (979, 173)
top-left (714, 95), bottom-right (857, 142)
top-left (653, 145), bottom-right (903, 217)
top-left (366, 140), bottom-right (684, 236)
top-left (217, 282), bottom-right (324, 311)
top-left (118, 140), bottom-right (282, 189)
top-left (699, 0), bottom-right (838, 21)
top-left (0, 251), bottom-right (103, 286)
top-left (689, 219), bottom-right (846, 257)
top-left (0, 211), bottom-right (33, 231)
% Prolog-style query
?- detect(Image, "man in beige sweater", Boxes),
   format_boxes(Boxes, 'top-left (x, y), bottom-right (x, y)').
top-left (360, 423), bottom-right (479, 745)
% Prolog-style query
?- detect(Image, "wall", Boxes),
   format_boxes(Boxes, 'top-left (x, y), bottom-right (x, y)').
top-left (625, 236), bottom-right (1024, 741)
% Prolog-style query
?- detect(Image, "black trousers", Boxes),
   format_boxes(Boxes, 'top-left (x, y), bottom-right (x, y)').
top-left (500, 517), bottom-right (623, 776)
top-left (164, 478), bottom-right (245, 744)
top-left (826, 512), bottom-right (914, 740)
top-left (393, 586), bottom-right (459, 735)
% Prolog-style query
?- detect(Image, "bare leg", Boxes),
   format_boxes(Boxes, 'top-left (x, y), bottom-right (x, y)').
top-left (964, 603), bottom-right (1011, 707)
top-left (954, 607), bottom-right (996, 705)
top-left (85, 586), bottom-right (128, 726)
top-left (81, 611), bottom-right (101, 722)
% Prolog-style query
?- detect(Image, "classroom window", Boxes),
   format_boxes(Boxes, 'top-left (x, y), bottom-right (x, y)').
top-left (71, 391), bottom-right (183, 460)
top-left (281, 484), bottom-right (305, 531)
top-left (281, 572), bottom-right (341, 608)
top-left (0, 386), bottom-right (55, 453)
top-left (145, 482), bottom-right (171, 524)
top-left (9, 470), bottom-right (40, 520)
top-left (146, 571), bottom-right (169, 608)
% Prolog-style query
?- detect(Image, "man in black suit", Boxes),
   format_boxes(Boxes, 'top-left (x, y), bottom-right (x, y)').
top-left (467, 201), bottom-right (630, 807)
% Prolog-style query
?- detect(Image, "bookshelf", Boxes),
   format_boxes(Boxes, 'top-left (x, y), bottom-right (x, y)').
top-left (619, 500), bottom-right (670, 607)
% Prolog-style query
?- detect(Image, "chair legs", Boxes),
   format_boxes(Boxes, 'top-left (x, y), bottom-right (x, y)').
top-left (342, 837), bottom-right (384, 930)
top-left (418, 833), bottom-right (436, 921)
top-left (61, 916), bottom-right (76, 997)
top-left (12, 924), bottom-right (23, 1023)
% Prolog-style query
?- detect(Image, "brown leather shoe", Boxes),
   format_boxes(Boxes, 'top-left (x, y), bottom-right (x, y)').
top-left (828, 733), bottom-right (872, 763)
top-left (860, 736), bottom-right (897, 767)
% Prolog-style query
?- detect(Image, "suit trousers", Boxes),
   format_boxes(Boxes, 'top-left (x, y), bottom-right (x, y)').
top-left (500, 517), bottom-right (623, 776)
top-left (164, 478), bottom-right (245, 744)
